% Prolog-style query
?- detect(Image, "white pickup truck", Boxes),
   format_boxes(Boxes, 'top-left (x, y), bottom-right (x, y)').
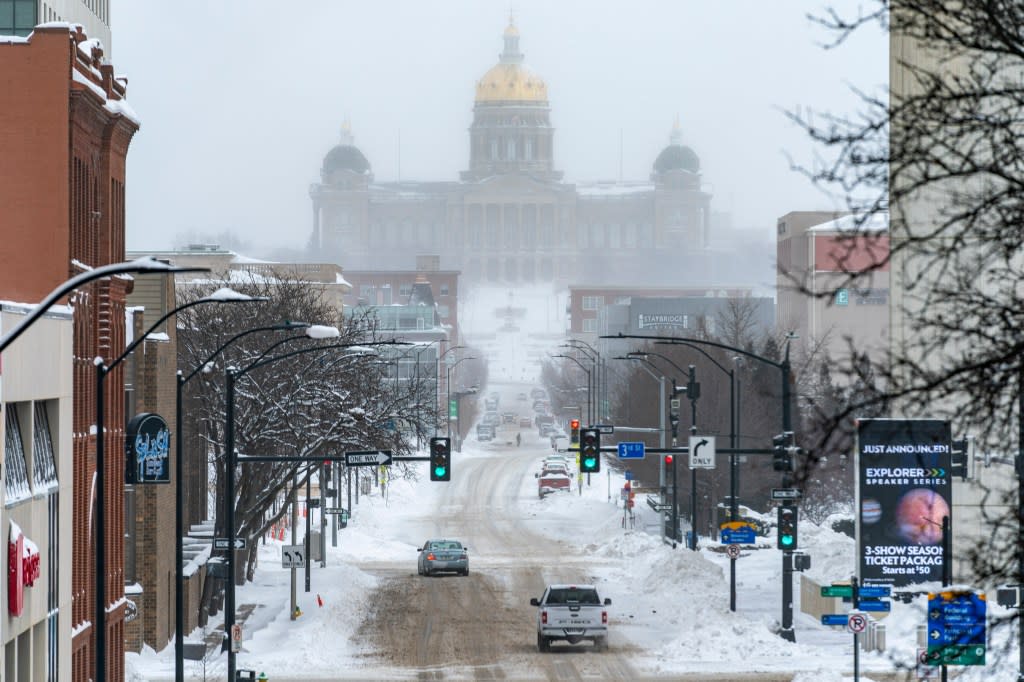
top-left (530, 584), bottom-right (611, 652)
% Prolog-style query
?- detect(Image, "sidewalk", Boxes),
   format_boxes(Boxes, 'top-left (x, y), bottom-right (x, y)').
top-left (201, 603), bottom-right (260, 654)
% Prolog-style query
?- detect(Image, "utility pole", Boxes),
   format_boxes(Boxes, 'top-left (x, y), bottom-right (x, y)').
top-left (290, 473), bottom-right (298, 620)
top-left (687, 365), bottom-right (701, 551)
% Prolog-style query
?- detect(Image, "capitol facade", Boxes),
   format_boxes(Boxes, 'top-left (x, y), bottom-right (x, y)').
top-left (309, 18), bottom-right (714, 288)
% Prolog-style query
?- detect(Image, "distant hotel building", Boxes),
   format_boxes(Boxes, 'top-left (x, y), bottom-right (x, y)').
top-left (309, 18), bottom-right (719, 288)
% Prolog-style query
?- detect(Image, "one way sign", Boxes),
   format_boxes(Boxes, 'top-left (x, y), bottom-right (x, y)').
top-left (282, 544), bottom-right (306, 568)
top-left (214, 537), bottom-right (247, 551)
top-left (345, 450), bottom-right (393, 467)
top-left (688, 435), bottom-right (716, 469)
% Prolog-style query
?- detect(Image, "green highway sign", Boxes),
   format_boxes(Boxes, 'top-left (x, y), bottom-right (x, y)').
top-left (821, 585), bottom-right (854, 598)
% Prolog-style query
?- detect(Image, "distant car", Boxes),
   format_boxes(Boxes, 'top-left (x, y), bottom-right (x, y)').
top-left (502, 412), bottom-right (516, 424)
top-left (537, 462), bottom-right (570, 478)
top-left (417, 539), bottom-right (469, 576)
top-left (517, 392), bottom-right (528, 401)
top-left (519, 417), bottom-right (533, 428)
top-left (531, 388), bottom-right (546, 399)
top-left (543, 455), bottom-right (571, 469)
top-left (477, 424), bottom-right (495, 441)
top-left (538, 473), bottom-right (572, 498)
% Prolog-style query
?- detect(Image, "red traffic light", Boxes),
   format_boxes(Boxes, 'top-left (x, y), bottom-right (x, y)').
top-left (664, 454), bottom-right (674, 465)
top-left (570, 419), bottom-right (580, 430)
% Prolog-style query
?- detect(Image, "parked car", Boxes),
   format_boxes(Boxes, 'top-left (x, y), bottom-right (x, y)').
top-left (417, 539), bottom-right (469, 576)
top-left (537, 472), bottom-right (571, 498)
top-left (502, 412), bottom-right (516, 424)
top-left (476, 424), bottom-right (495, 441)
top-left (531, 584), bottom-right (611, 651)
top-left (519, 416), bottom-right (533, 428)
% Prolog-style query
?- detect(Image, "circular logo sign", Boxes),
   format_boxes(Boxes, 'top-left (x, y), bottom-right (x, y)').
top-left (848, 613), bottom-right (867, 633)
top-left (726, 544), bottom-right (741, 559)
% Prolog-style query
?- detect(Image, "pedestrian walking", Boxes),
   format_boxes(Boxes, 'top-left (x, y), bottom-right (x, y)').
top-left (516, 433), bottom-right (521, 447)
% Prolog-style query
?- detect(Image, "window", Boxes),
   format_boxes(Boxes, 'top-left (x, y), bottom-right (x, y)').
top-left (582, 318), bottom-right (598, 333)
top-left (359, 284), bottom-right (374, 302)
top-left (32, 402), bottom-right (57, 492)
top-left (525, 138), bottom-right (533, 161)
top-left (439, 284), bottom-right (449, 296)
top-left (507, 139), bottom-right (517, 160)
top-left (399, 283), bottom-right (413, 297)
top-left (5, 406), bottom-right (30, 503)
top-left (0, 0), bottom-right (37, 37)
top-left (490, 139), bottom-right (498, 160)
top-left (582, 296), bottom-right (602, 311)
top-left (380, 284), bottom-right (392, 306)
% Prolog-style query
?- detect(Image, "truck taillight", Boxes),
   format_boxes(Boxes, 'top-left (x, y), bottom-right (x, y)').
top-left (541, 611), bottom-right (548, 625)
top-left (602, 611), bottom-right (608, 624)
top-left (427, 553), bottom-right (436, 561)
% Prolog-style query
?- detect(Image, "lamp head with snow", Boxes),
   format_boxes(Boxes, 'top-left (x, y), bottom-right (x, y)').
top-left (305, 325), bottom-right (341, 339)
top-left (200, 287), bottom-right (269, 303)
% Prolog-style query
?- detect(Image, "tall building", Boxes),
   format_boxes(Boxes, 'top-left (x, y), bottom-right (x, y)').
top-left (0, 24), bottom-right (137, 680)
top-left (309, 17), bottom-right (715, 288)
top-left (0, 1), bottom-right (111, 51)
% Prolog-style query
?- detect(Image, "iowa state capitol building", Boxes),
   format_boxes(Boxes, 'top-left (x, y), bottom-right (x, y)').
top-left (309, 19), bottom-right (716, 288)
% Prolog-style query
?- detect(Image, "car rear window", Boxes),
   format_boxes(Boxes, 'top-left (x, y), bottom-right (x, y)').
top-left (430, 541), bottom-right (462, 551)
top-left (546, 588), bottom-right (600, 605)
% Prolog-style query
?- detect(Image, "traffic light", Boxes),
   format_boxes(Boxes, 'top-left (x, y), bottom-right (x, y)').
top-left (777, 505), bottom-right (798, 550)
top-left (429, 437), bottom-right (451, 481)
top-left (570, 419), bottom-right (580, 445)
top-left (772, 432), bottom-right (793, 472)
top-left (580, 428), bottom-right (601, 473)
top-left (664, 453), bottom-right (674, 466)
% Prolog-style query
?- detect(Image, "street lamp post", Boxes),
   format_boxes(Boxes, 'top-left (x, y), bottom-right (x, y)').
top-left (436, 345), bottom-right (466, 435)
top-left (552, 354), bottom-right (593, 425)
top-left (0, 257), bottom-right (209, 682)
top-left (174, 321), bottom-right (310, 681)
top-left (562, 341), bottom-right (601, 423)
top-left (446, 356), bottom-right (477, 440)
top-left (615, 355), bottom-right (667, 536)
top-left (608, 331), bottom-right (796, 641)
top-left (96, 287), bottom-right (261, 682)
top-left (222, 337), bottom-right (405, 680)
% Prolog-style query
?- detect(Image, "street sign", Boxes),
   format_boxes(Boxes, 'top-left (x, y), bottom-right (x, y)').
top-left (721, 526), bottom-right (756, 545)
top-left (595, 424), bottom-right (615, 435)
top-left (324, 507), bottom-right (348, 514)
top-left (646, 495), bottom-right (671, 512)
top-left (859, 585), bottom-right (892, 599)
top-left (848, 612), bottom-right (868, 634)
top-left (771, 488), bottom-right (802, 501)
top-left (688, 435), bottom-right (716, 469)
top-left (858, 598), bottom-right (891, 612)
top-left (617, 442), bottom-right (646, 459)
top-left (282, 544), bottom-right (306, 569)
top-left (725, 544), bottom-right (741, 559)
top-left (821, 584), bottom-right (854, 599)
top-left (230, 624), bottom-right (242, 653)
top-left (345, 450), bottom-right (393, 467)
top-left (214, 537), bottom-right (247, 551)
top-left (449, 399), bottom-right (457, 418)
top-left (927, 590), bottom-right (987, 666)
top-left (821, 614), bottom-right (848, 627)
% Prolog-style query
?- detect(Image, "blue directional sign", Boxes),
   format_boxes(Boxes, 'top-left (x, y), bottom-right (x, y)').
top-left (927, 590), bottom-right (986, 666)
top-left (858, 598), bottom-right (891, 612)
top-left (617, 442), bottom-right (646, 459)
top-left (859, 585), bottom-right (892, 599)
top-left (821, 614), bottom-right (848, 626)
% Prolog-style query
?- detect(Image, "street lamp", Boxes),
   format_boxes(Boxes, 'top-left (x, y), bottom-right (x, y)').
top-left (222, 337), bottom-right (405, 680)
top-left (563, 339), bottom-right (602, 421)
top-left (95, 287), bottom-right (263, 682)
top-left (446, 356), bottom-right (477, 439)
top-left (551, 354), bottom-right (593, 424)
top-left (173, 320), bottom-right (312, 681)
top-left (0, 257), bottom-right (207, 354)
top-left (436, 345), bottom-right (466, 435)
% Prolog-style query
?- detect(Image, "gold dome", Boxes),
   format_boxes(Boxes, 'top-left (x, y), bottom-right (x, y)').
top-left (475, 63), bottom-right (548, 104)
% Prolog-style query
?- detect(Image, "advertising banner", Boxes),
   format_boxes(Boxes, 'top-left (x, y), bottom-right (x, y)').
top-left (857, 419), bottom-right (952, 587)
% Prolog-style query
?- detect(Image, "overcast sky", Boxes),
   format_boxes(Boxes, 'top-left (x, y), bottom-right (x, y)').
top-left (113, 1), bottom-right (887, 254)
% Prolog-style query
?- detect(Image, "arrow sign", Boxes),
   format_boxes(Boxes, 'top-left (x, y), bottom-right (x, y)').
top-left (688, 435), bottom-right (716, 469)
top-left (345, 450), bottom-right (393, 467)
top-left (214, 537), bottom-right (247, 551)
top-left (771, 488), bottom-right (802, 500)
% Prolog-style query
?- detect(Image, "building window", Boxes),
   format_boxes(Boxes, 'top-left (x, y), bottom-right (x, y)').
top-left (439, 284), bottom-right (449, 296)
top-left (525, 138), bottom-right (533, 161)
top-left (582, 318), bottom-right (598, 333)
top-left (381, 284), bottom-right (392, 306)
top-left (359, 284), bottom-right (374, 302)
top-left (0, 0), bottom-right (37, 37)
top-left (5, 406), bottom-right (30, 503)
top-left (507, 138), bottom-right (517, 160)
top-left (582, 296), bottom-right (602, 311)
top-left (399, 283), bottom-right (413, 297)
top-left (32, 402), bottom-right (58, 492)
top-left (490, 139), bottom-right (498, 160)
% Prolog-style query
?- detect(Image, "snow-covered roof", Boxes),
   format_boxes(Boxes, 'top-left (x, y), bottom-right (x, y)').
top-left (576, 182), bottom-right (654, 197)
top-left (808, 212), bottom-right (888, 234)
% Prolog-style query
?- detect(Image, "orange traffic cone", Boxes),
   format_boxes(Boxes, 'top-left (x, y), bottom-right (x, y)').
top-left (317, 593), bottom-right (324, 608)
top-left (278, 526), bottom-right (285, 541)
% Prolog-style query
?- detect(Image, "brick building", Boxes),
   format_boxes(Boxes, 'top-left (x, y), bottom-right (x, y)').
top-left (0, 24), bottom-right (139, 680)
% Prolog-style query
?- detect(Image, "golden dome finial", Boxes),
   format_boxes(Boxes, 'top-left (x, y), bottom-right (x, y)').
top-left (340, 117), bottom-right (354, 146)
top-left (670, 115), bottom-right (682, 145)
top-left (505, 9), bottom-right (519, 37)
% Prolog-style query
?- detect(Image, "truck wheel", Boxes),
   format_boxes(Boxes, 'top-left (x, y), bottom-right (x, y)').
top-left (537, 634), bottom-right (549, 652)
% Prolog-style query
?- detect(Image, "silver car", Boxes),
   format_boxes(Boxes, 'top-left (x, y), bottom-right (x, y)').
top-left (417, 539), bottom-right (469, 576)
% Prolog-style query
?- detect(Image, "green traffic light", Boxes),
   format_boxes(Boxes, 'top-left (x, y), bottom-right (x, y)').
top-left (781, 535), bottom-right (794, 547)
top-left (583, 457), bottom-right (596, 469)
top-left (434, 466), bottom-right (447, 478)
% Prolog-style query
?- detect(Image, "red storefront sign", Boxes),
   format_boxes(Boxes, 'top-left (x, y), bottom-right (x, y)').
top-left (8, 521), bottom-right (40, 617)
